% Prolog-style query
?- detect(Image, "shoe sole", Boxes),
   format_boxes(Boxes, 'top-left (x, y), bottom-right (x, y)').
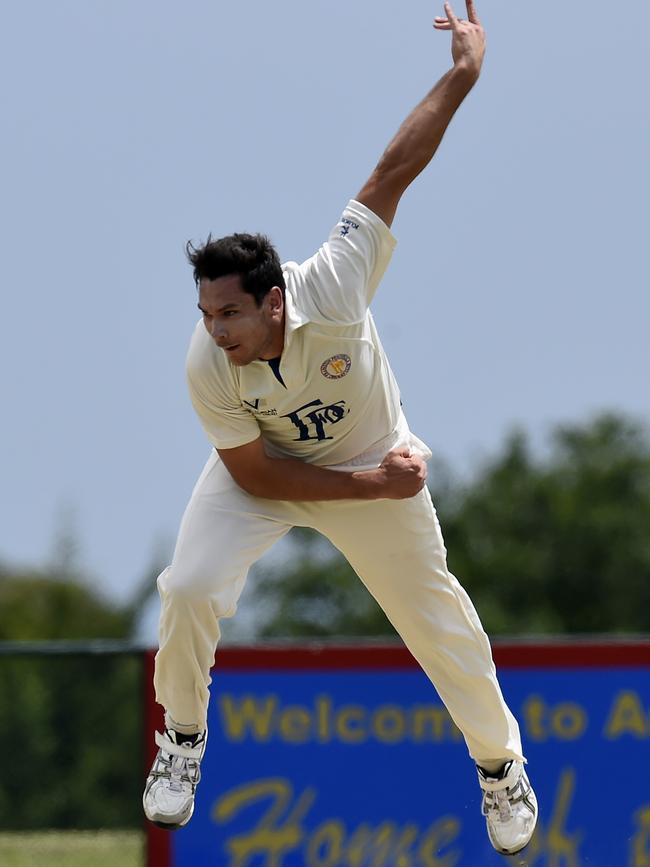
top-left (488, 827), bottom-right (537, 857)
top-left (487, 807), bottom-right (538, 856)
top-left (153, 820), bottom-right (185, 832)
top-left (144, 799), bottom-right (194, 831)
top-left (494, 843), bottom-right (530, 857)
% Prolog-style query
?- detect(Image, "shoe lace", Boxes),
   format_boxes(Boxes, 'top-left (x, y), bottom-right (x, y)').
top-left (152, 743), bottom-right (202, 792)
top-left (488, 789), bottom-right (513, 822)
top-left (482, 776), bottom-right (527, 822)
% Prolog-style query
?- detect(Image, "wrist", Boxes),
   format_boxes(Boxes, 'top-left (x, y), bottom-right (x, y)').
top-left (350, 468), bottom-right (384, 500)
top-left (451, 60), bottom-right (481, 88)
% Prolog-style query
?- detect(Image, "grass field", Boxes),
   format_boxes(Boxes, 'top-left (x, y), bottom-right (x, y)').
top-left (0, 831), bottom-right (144, 867)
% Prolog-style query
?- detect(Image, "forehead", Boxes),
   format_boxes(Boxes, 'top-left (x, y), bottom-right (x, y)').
top-left (198, 274), bottom-right (253, 311)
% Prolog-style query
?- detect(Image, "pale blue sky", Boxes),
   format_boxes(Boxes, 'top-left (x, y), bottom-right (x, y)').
top-left (2, 1), bottom-right (648, 606)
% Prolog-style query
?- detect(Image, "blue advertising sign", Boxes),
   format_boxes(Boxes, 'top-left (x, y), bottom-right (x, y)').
top-left (146, 643), bottom-right (650, 867)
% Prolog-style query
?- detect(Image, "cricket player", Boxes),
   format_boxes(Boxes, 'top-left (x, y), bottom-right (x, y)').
top-left (143, 1), bottom-right (538, 855)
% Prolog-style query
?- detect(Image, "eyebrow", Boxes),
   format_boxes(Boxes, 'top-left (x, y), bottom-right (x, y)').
top-left (197, 303), bottom-right (239, 314)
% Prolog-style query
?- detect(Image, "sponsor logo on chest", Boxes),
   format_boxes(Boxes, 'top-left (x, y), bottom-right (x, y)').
top-left (243, 396), bottom-right (350, 442)
top-left (282, 398), bottom-right (349, 442)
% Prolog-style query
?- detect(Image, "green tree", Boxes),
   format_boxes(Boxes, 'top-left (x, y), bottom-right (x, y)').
top-left (0, 565), bottom-right (147, 829)
top-left (441, 413), bottom-right (650, 634)
top-left (0, 652), bottom-right (143, 829)
top-left (0, 569), bottom-right (131, 641)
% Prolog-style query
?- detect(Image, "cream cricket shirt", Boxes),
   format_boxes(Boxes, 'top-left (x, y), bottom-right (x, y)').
top-left (186, 200), bottom-right (431, 472)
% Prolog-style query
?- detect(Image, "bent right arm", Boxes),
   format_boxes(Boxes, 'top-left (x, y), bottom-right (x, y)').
top-left (217, 437), bottom-right (427, 501)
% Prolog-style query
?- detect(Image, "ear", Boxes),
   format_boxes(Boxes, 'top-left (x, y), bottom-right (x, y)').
top-left (266, 286), bottom-right (284, 318)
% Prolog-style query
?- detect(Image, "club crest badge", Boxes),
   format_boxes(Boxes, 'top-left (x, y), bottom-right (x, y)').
top-left (320, 354), bottom-right (352, 380)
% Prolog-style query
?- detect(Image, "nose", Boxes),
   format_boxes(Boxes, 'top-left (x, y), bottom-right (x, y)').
top-left (211, 320), bottom-right (228, 342)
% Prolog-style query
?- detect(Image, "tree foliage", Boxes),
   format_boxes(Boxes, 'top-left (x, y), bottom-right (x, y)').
top-left (0, 571), bottom-right (130, 641)
top-left (0, 653), bottom-right (142, 829)
top-left (0, 567), bottom-right (146, 829)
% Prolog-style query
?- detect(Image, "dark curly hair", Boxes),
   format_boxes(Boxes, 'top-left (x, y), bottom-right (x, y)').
top-left (186, 233), bottom-right (285, 306)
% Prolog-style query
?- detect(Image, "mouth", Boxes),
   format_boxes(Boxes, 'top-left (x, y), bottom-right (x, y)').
top-left (223, 344), bottom-right (240, 354)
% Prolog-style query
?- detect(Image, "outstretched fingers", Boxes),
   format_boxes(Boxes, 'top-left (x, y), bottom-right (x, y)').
top-left (445, 2), bottom-right (459, 26)
top-left (434, 0), bottom-right (481, 29)
top-left (434, 2), bottom-right (458, 31)
top-left (466, 0), bottom-right (481, 25)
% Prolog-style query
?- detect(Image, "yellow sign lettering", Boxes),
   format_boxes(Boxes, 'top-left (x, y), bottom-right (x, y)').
top-left (317, 695), bottom-right (332, 743)
top-left (219, 695), bottom-right (277, 742)
top-left (279, 707), bottom-right (312, 744)
top-left (524, 695), bottom-right (548, 741)
top-left (631, 806), bottom-right (650, 866)
top-left (523, 696), bottom-right (588, 742)
top-left (306, 820), bottom-right (345, 867)
top-left (417, 817), bottom-right (462, 867)
top-left (335, 707), bottom-right (366, 744)
top-left (373, 706), bottom-right (407, 744)
top-left (605, 691), bottom-right (649, 739)
top-left (212, 779), bottom-right (463, 866)
top-left (412, 706), bottom-right (460, 743)
top-left (217, 693), bottom-right (468, 746)
top-left (551, 703), bottom-right (587, 740)
top-left (213, 778), bottom-right (314, 867)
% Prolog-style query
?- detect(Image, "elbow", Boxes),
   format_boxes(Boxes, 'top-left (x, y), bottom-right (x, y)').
top-left (217, 439), bottom-right (273, 498)
top-left (230, 469), bottom-right (270, 499)
top-left (357, 169), bottom-right (404, 229)
top-left (233, 473), bottom-right (263, 498)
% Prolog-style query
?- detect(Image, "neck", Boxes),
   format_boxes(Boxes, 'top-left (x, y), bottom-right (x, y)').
top-left (258, 313), bottom-right (285, 360)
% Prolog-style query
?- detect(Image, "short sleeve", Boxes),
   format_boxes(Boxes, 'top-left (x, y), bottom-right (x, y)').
top-left (186, 324), bottom-right (261, 450)
top-left (287, 199), bottom-right (397, 325)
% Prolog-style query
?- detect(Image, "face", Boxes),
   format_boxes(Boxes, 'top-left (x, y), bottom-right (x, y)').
top-left (198, 274), bottom-right (285, 366)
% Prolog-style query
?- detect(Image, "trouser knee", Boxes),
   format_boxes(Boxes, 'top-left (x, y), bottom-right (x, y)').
top-left (157, 565), bottom-right (241, 618)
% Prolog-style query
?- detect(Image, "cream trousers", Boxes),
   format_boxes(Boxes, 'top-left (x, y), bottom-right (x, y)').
top-left (154, 450), bottom-right (524, 764)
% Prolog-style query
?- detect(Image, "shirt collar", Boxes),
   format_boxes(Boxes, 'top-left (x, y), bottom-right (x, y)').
top-left (283, 281), bottom-right (309, 340)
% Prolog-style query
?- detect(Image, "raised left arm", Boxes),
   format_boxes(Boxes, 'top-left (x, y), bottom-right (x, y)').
top-left (356, 0), bottom-right (486, 228)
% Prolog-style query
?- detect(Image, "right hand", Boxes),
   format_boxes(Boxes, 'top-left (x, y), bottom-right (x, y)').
top-left (434, 0), bottom-right (486, 81)
top-left (373, 448), bottom-right (428, 499)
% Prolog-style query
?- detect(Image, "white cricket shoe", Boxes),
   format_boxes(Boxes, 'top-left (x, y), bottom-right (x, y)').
top-left (143, 728), bottom-right (207, 830)
top-left (477, 760), bottom-right (538, 855)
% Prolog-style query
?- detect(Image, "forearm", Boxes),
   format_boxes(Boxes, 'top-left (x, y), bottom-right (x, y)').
top-left (373, 64), bottom-right (477, 192)
top-left (241, 455), bottom-right (383, 501)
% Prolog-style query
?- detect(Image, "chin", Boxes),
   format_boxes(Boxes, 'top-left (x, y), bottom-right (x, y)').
top-left (229, 352), bottom-right (254, 367)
